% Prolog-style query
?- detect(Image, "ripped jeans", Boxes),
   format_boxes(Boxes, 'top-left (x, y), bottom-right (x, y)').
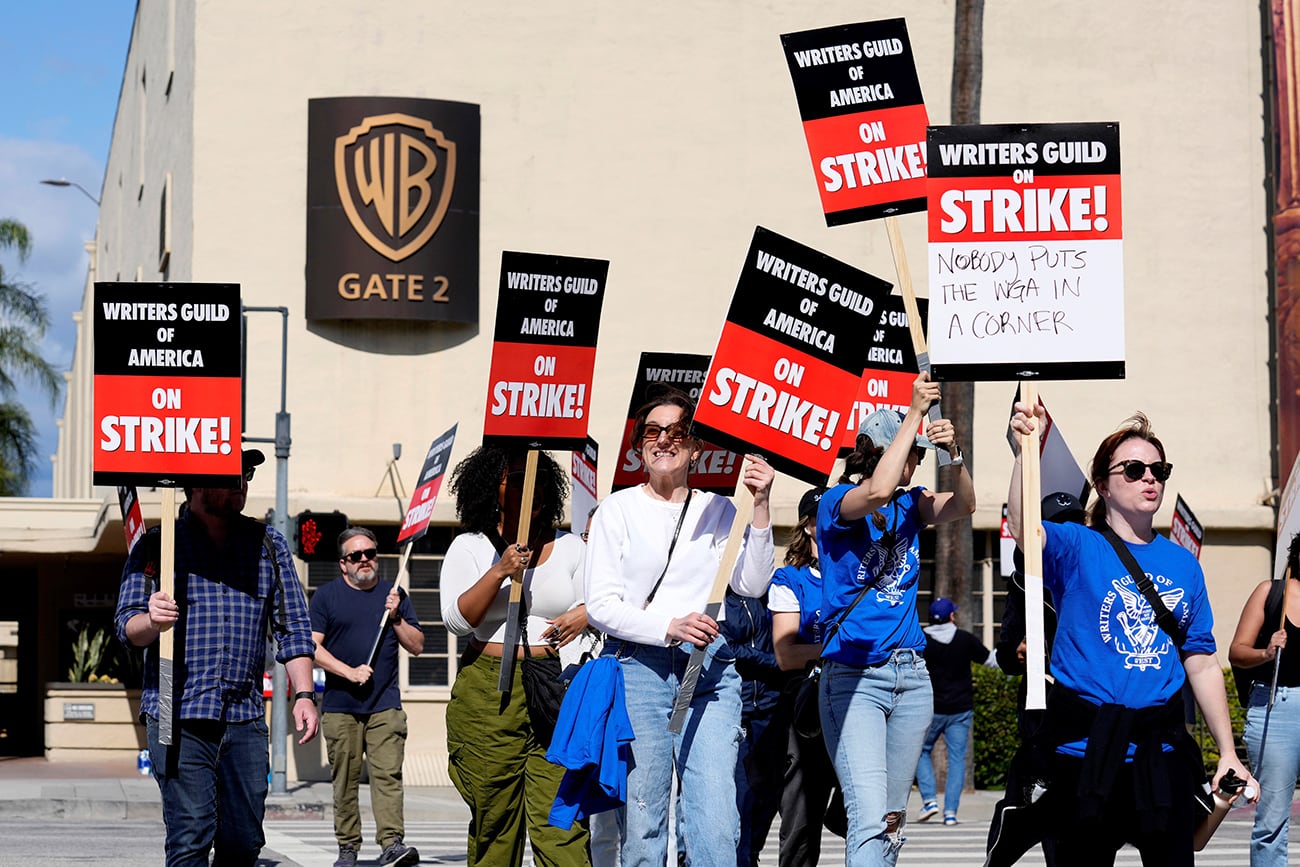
top-left (608, 636), bottom-right (742, 867)
top-left (821, 650), bottom-right (932, 867)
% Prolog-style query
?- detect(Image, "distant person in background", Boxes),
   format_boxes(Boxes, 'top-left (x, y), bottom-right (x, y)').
top-left (1228, 532), bottom-right (1300, 867)
top-left (311, 527), bottom-right (423, 867)
top-left (914, 598), bottom-right (997, 826)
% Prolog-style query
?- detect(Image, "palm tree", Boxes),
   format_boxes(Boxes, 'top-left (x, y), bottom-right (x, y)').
top-left (0, 218), bottom-right (62, 495)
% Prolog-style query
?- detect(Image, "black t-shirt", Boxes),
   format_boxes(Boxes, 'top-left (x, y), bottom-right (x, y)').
top-left (923, 627), bottom-right (990, 714)
top-left (309, 577), bottom-right (419, 714)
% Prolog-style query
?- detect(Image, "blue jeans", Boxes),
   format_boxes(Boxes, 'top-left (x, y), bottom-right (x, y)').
top-left (146, 716), bottom-right (270, 867)
top-left (821, 650), bottom-right (932, 867)
top-left (1244, 681), bottom-right (1300, 867)
top-left (914, 709), bottom-right (973, 817)
top-left (609, 637), bottom-right (742, 867)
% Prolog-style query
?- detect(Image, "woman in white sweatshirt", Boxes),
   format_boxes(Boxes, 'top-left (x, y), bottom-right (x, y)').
top-left (584, 388), bottom-right (775, 867)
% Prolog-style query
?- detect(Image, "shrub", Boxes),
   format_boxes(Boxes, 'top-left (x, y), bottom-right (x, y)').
top-left (973, 664), bottom-right (1021, 789)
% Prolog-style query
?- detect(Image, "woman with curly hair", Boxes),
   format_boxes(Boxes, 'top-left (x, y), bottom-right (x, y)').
top-left (1008, 406), bottom-right (1256, 867)
top-left (584, 388), bottom-right (775, 867)
top-left (817, 374), bottom-right (974, 867)
top-left (441, 445), bottom-right (591, 867)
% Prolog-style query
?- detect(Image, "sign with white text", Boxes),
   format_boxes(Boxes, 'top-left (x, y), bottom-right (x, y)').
top-left (1170, 494), bottom-right (1203, 560)
top-left (92, 283), bottom-right (242, 488)
top-left (694, 227), bottom-right (893, 486)
top-left (117, 485), bottom-right (146, 553)
top-left (927, 123), bottom-right (1124, 381)
top-left (839, 295), bottom-right (925, 453)
top-left (611, 352), bottom-right (742, 495)
top-left (483, 251), bottom-right (608, 452)
top-left (396, 424), bottom-right (458, 545)
top-left (570, 437), bottom-right (599, 531)
top-left (781, 18), bottom-right (929, 225)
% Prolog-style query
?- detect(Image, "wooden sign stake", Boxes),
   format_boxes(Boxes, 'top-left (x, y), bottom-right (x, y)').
top-left (498, 450), bottom-right (539, 692)
top-left (1020, 382), bottom-right (1047, 710)
top-left (157, 487), bottom-right (178, 745)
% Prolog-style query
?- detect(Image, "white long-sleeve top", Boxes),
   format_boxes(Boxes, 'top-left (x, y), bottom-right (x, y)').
top-left (584, 485), bottom-right (775, 647)
top-left (440, 531), bottom-right (585, 645)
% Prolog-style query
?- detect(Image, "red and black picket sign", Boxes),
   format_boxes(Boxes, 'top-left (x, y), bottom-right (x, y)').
top-left (926, 122), bottom-right (1124, 382)
top-left (397, 424), bottom-right (458, 545)
top-left (92, 283), bottom-right (243, 488)
top-left (117, 485), bottom-right (146, 553)
top-left (693, 227), bottom-right (894, 487)
top-left (839, 294), bottom-right (926, 454)
top-left (1170, 495), bottom-right (1204, 560)
top-left (611, 352), bottom-right (743, 495)
top-left (781, 18), bottom-right (929, 226)
top-left (483, 251), bottom-right (608, 452)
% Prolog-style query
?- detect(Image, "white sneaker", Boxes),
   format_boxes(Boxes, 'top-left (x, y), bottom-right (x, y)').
top-left (918, 802), bottom-right (939, 822)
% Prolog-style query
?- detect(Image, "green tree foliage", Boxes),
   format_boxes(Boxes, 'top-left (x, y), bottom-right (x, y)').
top-left (973, 663), bottom-right (1022, 789)
top-left (0, 218), bottom-right (62, 495)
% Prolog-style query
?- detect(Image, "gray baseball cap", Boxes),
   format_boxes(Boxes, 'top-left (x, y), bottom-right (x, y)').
top-left (858, 409), bottom-right (934, 451)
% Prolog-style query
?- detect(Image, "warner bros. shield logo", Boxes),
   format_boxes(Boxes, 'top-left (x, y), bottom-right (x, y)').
top-left (334, 113), bottom-right (456, 262)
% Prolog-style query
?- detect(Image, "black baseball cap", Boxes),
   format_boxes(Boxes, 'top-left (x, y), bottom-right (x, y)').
top-left (798, 487), bottom-right (827, 521)
top-left (1042, 491), bottom-right (1085, 524)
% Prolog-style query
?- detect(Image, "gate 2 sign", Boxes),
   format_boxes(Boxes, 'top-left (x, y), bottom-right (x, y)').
top-left (93, 283), bottom-right (243, 488)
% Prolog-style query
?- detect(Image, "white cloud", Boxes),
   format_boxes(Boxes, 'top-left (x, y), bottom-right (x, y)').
top-left (0, 135), bottom-right (103, 496)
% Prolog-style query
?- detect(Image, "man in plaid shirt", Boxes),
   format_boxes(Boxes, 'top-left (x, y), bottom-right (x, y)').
top-left (115, 449), bottom-right (319, 867)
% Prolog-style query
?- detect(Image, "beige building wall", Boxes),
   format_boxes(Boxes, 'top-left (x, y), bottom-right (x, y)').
top-left (39, 1), bottom-right (1274, 771)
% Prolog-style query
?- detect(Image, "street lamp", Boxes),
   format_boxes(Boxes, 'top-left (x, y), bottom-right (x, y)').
top-left (39, 178), bottom-right (100, 206)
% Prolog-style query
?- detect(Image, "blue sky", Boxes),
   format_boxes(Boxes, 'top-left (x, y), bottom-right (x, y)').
top-left (0, 2), bottom-right (136, 496)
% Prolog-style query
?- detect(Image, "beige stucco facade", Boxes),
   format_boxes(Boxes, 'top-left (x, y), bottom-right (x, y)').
top-left (0, 1), bottom-right (1278, 774)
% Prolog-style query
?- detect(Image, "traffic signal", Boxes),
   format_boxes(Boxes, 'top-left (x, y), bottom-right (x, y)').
top-left (295, 510), bottom-right (349, 562)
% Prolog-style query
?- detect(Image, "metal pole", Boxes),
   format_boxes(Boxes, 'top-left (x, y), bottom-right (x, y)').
top-left (242, 306), bottom-right (292, 795)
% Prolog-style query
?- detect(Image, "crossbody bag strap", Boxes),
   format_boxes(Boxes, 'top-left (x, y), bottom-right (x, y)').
top-left (643, 488), bottom-right (694, 609)
top-left (822, 495), bottom-right (902, 646)
top-left (1100, 526), bottom-right (1186, 648)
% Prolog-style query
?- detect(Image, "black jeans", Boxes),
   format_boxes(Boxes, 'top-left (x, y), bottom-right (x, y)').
top-left (778, 716), bottom-right (840, 867)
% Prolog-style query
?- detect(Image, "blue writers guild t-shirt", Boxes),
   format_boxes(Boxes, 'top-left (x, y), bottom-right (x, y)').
top-left (1041, 521), bottom-right (1215, 757)
top-left (817, 484), bottom-right (927, 667)
top-left (309, 577), bottom-right (420, 715)
top-left (771, 564), bottom-right (824, 645)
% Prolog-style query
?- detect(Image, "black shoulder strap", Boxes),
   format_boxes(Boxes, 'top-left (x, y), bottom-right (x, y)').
top-left (262, 528), bottom-right (288, 636)
top-left (1100, 526), bottom-right (1186, 648)
top-left (1257, 577), bottom-right (1289, 646)
top-left (644, 488), bottom-right (694, 608)
top-left (824, 495), bottom-right (902, 644)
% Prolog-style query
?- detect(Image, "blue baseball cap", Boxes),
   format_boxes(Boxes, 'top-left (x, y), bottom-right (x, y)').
top-left (929, 597), bottom-right (957, 623)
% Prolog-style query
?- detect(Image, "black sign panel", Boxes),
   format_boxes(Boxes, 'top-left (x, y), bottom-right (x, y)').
top-left (306, 97), bottom-right (480, 323)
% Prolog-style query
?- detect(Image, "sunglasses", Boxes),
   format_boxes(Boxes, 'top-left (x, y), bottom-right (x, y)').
top-left (1109, 459), bottom-right (1173, 483)
top-left (343, 547), bottom-right (378, 563)
top-left (641, 422), bottom-right (690, 443)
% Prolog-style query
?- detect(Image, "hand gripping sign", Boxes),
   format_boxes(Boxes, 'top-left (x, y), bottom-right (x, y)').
top-left (667, 227), bottom-right (893, 733)
top-left (483, 251), bottom-right (608, 689)
top-left (93, 282), bottom-right (243, 745)
top-left (612, 352), bottom-right (743, 495)
top-left (839, 295), bottom-right (926, 453)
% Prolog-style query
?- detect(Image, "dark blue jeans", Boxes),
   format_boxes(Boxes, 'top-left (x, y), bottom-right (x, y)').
top-left (146, 715), bottom-right (269, 867)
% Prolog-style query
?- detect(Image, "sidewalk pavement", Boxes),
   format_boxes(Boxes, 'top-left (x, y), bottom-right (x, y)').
top-left (0, 756), bottom-right (472, 823)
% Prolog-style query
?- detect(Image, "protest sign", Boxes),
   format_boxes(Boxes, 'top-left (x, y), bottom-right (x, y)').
top-left (117, 485), bottom-right (145, 553)
top-left (693, 227), bottom-right (894, 487)
top-left (570, 437), bottom-right (599, 530)
top-left (780, 18), bottom-right (928, 225)
top-left (1004, 389), bottom-right (1090, 504)
top-left (483, 252), bottom-right (608, 452)
top-left (840, 295), bottom-right (925, 453)
top-left (396, 424), bottom-right (458, 545)
top-left (1275, 450), bottom-right (1300, 581)
top-left (1170, 495), bottom-right (1204, 560)
top-left (927, 123), bottom-right (1124, 381)
top-left (612, 352), bottom-right (742, 495)
top-left (92, 283), bottom-right (243, 487)
top-left (1000, 504), bottom-right (1015, 579)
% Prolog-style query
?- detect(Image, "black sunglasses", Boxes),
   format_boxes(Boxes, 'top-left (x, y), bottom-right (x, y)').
top-left (641, 422), bottom-right (690, 443)
top-left (1109, 459), bottom-right (1173, 483)
top-left (343, 547), bottom-right (378, 563)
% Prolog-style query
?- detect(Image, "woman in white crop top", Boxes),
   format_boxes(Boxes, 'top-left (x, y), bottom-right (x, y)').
top-left (584, 389), bottom-right (775, 867)
top-left (441, 445), bottom-right (591, 867)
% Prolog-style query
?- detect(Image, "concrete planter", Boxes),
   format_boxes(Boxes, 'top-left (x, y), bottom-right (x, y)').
top-left (44, 683), bottom-right (145, 762)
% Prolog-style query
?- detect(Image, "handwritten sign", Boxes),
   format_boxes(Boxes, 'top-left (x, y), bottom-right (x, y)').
top-left (92, 283), bottom-right (243, 488)
top-left (780, 18), bottom-right (928, 225)
top-left (926, 123), bottom-right (1124, 381)
top-left (693, 227), bottom-right (893, 486)
top-left (482, 251), bottom-right (608, 451)
top-left (611, 352), bottom-right (742, 495)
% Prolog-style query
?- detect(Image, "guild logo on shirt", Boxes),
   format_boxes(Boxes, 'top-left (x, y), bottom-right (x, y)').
top-left (335, 113), bottom-right (457, 262)
top-left (1098, 575), bottom-right (1184, 670)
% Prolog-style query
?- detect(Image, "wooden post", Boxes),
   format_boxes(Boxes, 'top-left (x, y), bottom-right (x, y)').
top-left (1019, 382), bottom-right (1047, 710)
top-left (498, 450), bottom-right (540, 692)
top-left (157, 487), bottom-right (178, 745)
top-left (884, 216), bottom-right (951, 466)
top-left (366, 542), bottom-right (414, 668)
top-left (667, 478), bottom-right (753, 733)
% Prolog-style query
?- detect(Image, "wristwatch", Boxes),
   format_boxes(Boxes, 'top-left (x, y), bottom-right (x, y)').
top-left (293, 690), bottom-right (318, 705)
top-left (948, 447), bottom-right (965, 467)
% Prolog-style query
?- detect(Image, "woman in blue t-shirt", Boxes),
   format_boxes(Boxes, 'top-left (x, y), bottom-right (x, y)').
top-left (1007, 404), bottom-right (1256, 867)
top-left (816, 374), bottom-right (975, 867)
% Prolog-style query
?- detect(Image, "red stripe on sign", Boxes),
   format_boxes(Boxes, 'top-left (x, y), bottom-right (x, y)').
top-left (483, 343), bottom-right (597, 441)
top-left (695, 324), bottom-right (860, 479)
top-left (801, 103), bottom-right (930, 218)
top-left (839, 369), bottom-right (919, 451)
top-left (92, 375), bottom-right (242, 477)
top-left (928, 174), bottom-right (1122, 242)
top-left (397, 475), bottom-right (444, 544)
